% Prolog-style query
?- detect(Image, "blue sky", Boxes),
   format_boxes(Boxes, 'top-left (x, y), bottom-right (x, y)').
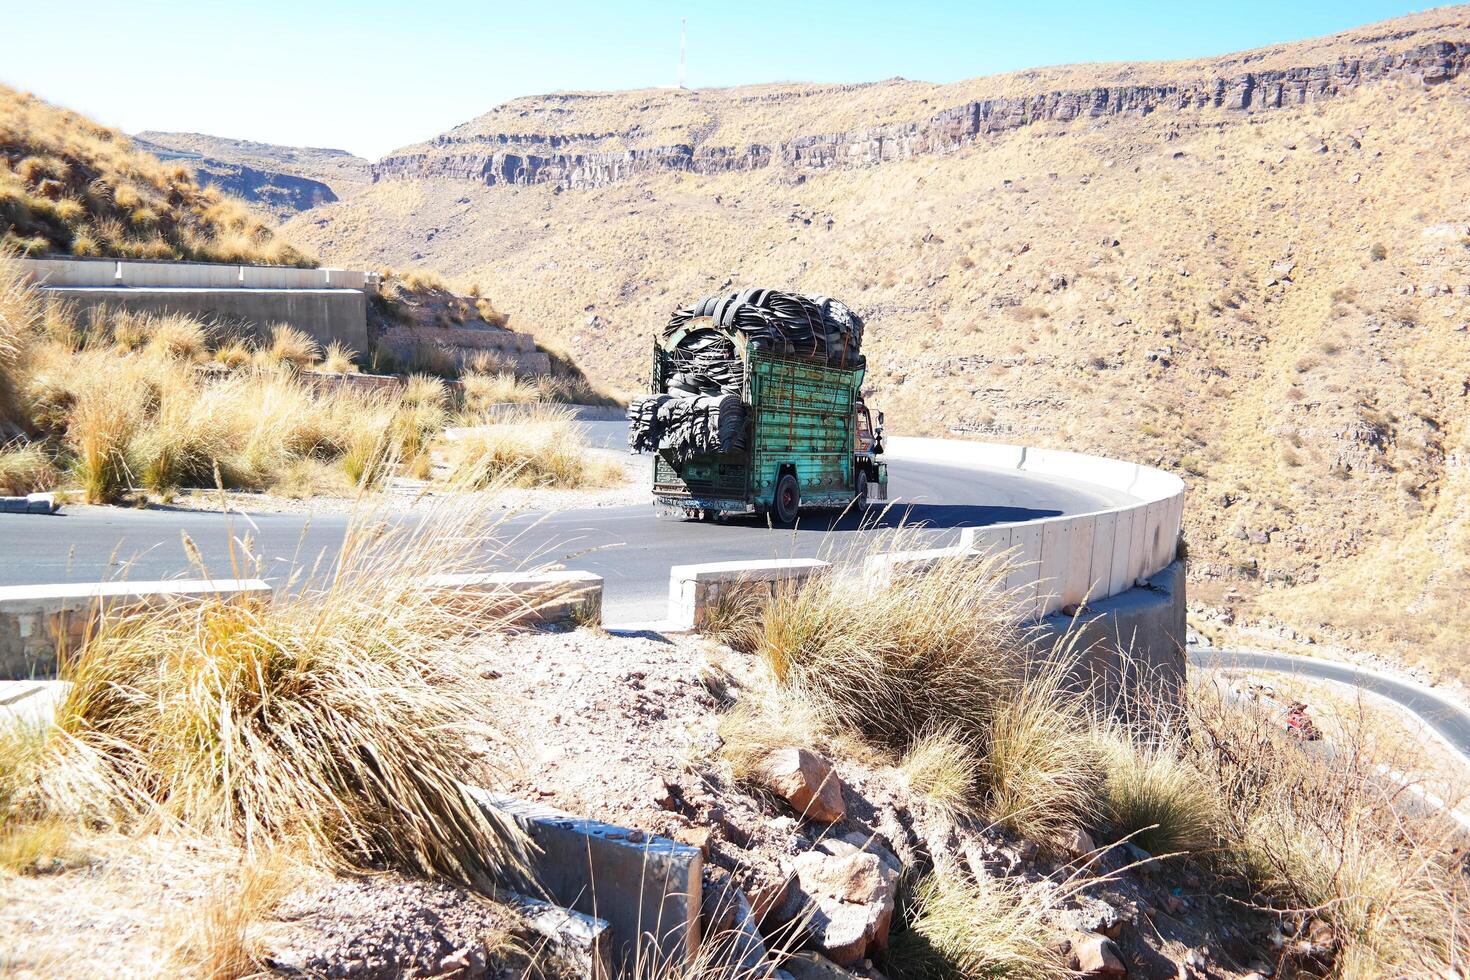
top-left (0, 0), bottom-right (1439, 159)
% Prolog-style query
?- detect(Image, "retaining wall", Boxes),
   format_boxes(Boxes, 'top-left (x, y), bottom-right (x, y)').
top-left (20, 257), bottom-right (365, 290)
top-left (668, 440), bottom-right (1187, 698)
top-left (891, 437), bottom-right (1185, 620)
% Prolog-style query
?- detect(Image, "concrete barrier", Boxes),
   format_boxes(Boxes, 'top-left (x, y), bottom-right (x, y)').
top-left (0, 579), bottom-right (271, 679)
top-left (470, 789), bottom-right (702, 971)
top-left (426, 571), bottom-right (603, 627)
top-left (667, 559), bottom-right (828, 630)
top-left (19, 257), bottom-right (365, 291)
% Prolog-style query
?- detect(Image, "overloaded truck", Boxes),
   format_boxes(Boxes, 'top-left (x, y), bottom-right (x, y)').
top-left (629, 288), bottom-right (886, 524)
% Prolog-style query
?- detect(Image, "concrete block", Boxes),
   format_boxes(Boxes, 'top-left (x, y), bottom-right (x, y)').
top-left (502, 891), bottom-right (613, 979)
top-left (1006, 523), bottom-right (1044, 620)
top-left (470, 790), bottom-right (702, 970)
top-left (24, 493), bottom-right (59, 515)
top-left (863, 545), bottom-right (969, 587)
top-left (425, 571), bottom-right (602, 627)
top-left (1128, 503), bottom-right (1149, 584)
top-left (1038, 520), bottom-right (1069, 616)
top-left (667, 559), bottom-right (829, 630)
top-left (0, 579), bottom-right (271, 679)
top-left (1142, 500), bottom-right (1166, 578)
top-left (1058, 517), bottom-right (1096, 609)
top-left (960, 525), bottom-right (1013, 560)
top-left (1088, 510), bottom-right (1117, 603)
top-left (1108, 507), bottom-right (1135, 599)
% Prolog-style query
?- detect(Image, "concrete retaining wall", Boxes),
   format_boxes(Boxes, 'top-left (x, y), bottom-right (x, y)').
top-left (20, 257), bottom-right (364, 290)
top-left (37, 286), bottom-right (370, 354)
top-left (0, 579), bottom-right (271, 679)
top-left (888, 437), bottom-right (1185, 619)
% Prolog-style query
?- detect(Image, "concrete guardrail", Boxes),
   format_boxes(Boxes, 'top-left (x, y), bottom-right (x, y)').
top-left (0, 579), bottom-right (271, 679)
top-left (19, 257), bottom-right (366, 291)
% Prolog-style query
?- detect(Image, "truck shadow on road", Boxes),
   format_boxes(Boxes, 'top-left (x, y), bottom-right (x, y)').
top-left (722, 503), bottom-right (1064, 533)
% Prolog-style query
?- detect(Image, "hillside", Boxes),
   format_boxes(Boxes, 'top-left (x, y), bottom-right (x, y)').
top-left (0, 85), bottom-right (311, 265)
top-left (135, 131), bottom-right (370, 219)
top-left (283, 7), bottom-right (1470, 680)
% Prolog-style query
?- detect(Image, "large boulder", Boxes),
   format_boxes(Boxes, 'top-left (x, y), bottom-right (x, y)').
top-left (773, 838), bottom-right (899, 967)
top-left (762, 748), bottom-right (846, 823)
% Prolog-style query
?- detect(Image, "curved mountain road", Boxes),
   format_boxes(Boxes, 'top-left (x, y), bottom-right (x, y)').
top-left (0, 423), bottom-right (1130, 622)
top-left (1193, 647), bottom-right (1470, 767)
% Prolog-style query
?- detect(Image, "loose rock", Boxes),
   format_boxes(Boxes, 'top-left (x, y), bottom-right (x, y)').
top-left (763, 747), bottom-right (846, 823)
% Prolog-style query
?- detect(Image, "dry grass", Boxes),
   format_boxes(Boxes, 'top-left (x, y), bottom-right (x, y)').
top-left (897, 729), bottom-right (981, 821)
top-left (0, 439), bottom-right (52, 493)
top-left (0, 252), bottom-right (516, 502)
top-left (1091, 726), bottom-right (1221, 857)
top-left (320, 341), bottom-right (359, 373)
top-left (445, 405), bottom-right (624, 490)
top-left (1181, 678), bottom-right (1469, 978)
top-left (165, 852), bottom-right (300, 979)
top-left (0, 84), bottom-right (312, 265)
top-left (462, 370), bottom-right (540, 408)
top-left (889, 869), bottom-right (1069, 980)
top-left (13, 496), bottom-right (532, 885)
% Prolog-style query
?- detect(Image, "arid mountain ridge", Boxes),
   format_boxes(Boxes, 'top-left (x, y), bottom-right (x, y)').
top-left (371, 31), bottom-right (1468, 190)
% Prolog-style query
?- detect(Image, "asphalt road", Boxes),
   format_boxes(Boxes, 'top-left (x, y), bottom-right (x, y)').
top-left (1194, 647), bottom-right (1470, 766)
top-left (0, 422), bottom-right (1130, 622)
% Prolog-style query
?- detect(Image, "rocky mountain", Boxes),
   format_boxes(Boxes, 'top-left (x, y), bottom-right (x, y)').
top-left (283, 6), bottom-right (1470, 681)
top-left (135, 132), bottom-right (370, 220)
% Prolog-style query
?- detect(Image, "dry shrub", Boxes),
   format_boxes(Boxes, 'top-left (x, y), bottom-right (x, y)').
top-left (25, 496), bottom-right (532, 885)
top-left (0, 248), bottom-right (39, 425)
top-left (0, 439), bottom-right (53, 493)
top-left (890, 869), bottom-right (1069, 980)
top-left (461, 370), bottom-right (539, 410)
top-left (898, 728), bottom-right (981, 821)
top-left (320, 341), bottom-right (359, 374)
top-left (738, 545), bottom-right (1100, 846)
top-left (1092, 727), bottom-right (1221, 857)
top-left (1184, 678), bottom-right (1469, 978)
top-left (261, 322), bottom-right (320, 370)
top-left (445, 405), bottom-right (623, 490)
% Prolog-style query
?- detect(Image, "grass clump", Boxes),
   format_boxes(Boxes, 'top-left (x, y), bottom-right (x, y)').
top-left (0, 439), bottom-right (52, 493)
top-left (889, 870), bottom-right (1068, 980)
top-left (446, 405), bottom-right (624, 490)
top-left (29, 498), bottom-right (531, 883)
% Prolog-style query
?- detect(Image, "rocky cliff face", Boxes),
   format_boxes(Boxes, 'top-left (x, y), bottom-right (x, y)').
top-left (372, 41), bottom-right (1468, 190)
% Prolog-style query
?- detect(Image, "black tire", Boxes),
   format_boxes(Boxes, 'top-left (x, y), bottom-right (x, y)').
top-left (772, 473), bottom-right (800, 526)
top-left (854, 469), bottom-right (869, 506)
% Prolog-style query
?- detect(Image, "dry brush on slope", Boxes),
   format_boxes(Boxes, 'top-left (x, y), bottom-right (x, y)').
top-left (286, 7), bottom-right (1470, 679)
top-left (0, 83), bottom-right (312, 265)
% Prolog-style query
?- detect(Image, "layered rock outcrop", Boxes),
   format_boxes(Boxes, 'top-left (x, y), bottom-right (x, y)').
top-left (372, 41), bottom-right (1468, 190)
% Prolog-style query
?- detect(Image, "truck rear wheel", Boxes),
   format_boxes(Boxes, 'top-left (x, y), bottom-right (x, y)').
top-left (855, 469), bottom-right (870, 506)
top-left (772, 473), bottom-right (800, 526)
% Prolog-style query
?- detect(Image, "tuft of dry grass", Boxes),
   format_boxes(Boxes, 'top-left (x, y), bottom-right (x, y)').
top-left (445, 405), bottom-right (624, 490)
top-left (260, 322), bottom-right (320, 370)
top-left (165, 853), bottom-right (300, 980)
top-left (461, 370), bottom-right (540, 409)
top-left (898, 728), bottom-right (981, 822)
top-left (320, 341), bottom-right (359, 374)
top-left (26, 495), bottom-right (533, 884)
top-left (889, 868), bottom-right (1069, 980)
top-left (0, 439), bottom-right (53, 494)
top-left (1092, 727), bottom-right (1221, 857)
